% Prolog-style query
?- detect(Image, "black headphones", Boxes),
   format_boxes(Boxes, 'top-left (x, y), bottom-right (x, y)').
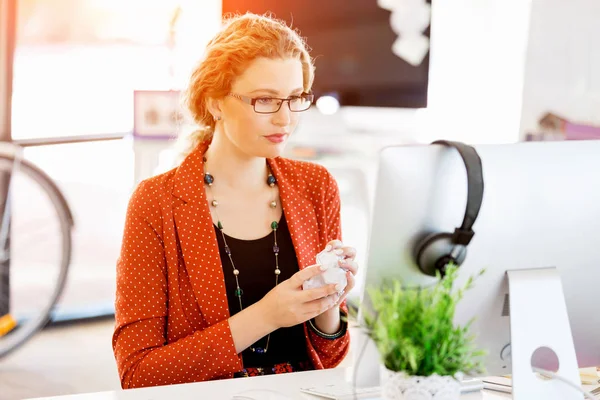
top-left (414, 140), bottom-right (485, 277)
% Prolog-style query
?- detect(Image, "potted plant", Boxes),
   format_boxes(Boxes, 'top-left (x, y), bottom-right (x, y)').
top-left (362, 264), bottom-right (486, 400)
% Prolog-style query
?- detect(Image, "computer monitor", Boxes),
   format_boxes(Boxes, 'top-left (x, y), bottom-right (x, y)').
top-left (359, 140), bottom-right (600, 399)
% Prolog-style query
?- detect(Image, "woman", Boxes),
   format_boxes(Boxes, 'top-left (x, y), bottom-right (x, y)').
top-left (112, 12), bottom-right (358, 388)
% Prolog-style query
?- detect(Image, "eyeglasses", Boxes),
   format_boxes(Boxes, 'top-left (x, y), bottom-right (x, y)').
top-left (227, 93), bottom-right (314, 114)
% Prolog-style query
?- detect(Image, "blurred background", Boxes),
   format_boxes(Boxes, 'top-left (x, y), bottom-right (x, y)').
top-left (1, 0), bottom-right (600, 398)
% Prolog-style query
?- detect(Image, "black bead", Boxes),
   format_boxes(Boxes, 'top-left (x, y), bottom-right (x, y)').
top-left (267, 175), bottom-right (277, 186)
top-left (225, 245), bottom-right (231, 255)
top-left (254, 347), bottom-right (265, 354)
top-left (204, 173), bottom-right (214, 185)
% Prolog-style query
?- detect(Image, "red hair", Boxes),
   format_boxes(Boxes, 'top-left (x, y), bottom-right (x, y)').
top-left (184, 12), bottom-right (315, 147)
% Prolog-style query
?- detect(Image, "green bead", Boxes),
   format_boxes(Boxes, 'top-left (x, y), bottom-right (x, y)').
top-left (217, 221), bottom-right (223, 230)
top-left (235, 288), bottom-right (243, 297)
top-left (271, 221), bottom-right (278, 230)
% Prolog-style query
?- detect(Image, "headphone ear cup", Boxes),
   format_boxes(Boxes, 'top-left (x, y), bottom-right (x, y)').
top-left (415, 232), bottom-right (467, 277)
top-left (414, 232), bottom-right (447, 275)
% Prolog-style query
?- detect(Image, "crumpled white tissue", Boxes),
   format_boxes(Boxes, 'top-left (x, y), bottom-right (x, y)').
top-left (302, 248), bottom-right (348, 291)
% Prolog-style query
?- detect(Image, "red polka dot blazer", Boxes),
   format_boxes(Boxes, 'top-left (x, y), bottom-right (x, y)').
top-left (112, 141), bottom-right (350, 388)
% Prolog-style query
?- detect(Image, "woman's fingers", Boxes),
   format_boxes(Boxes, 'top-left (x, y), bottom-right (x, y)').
top-left (339, 258), bottom-right (358, 275)
top-left (340, 246), bottom-right (356, 260)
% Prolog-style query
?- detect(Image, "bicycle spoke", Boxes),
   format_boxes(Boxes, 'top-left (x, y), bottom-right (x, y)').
top-left (0, 152), bottom-right (72, 359)
top-left (0, 153), bottom-right (22, 254)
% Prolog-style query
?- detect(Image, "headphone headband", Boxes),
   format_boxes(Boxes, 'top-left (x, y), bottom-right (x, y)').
top-left (432, 140), bottom-right (484, 246)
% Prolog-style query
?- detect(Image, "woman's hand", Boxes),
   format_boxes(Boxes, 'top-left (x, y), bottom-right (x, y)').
top-left (325, 239), bottom-right (359, 307)
top-left (311, 240), bottom-right (359, 334)
top-left (258, 264), bottom-right (344, 331)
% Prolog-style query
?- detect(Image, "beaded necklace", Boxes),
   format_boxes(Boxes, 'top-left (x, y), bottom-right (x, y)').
top-left (203, 157), bottom-right (279, 354)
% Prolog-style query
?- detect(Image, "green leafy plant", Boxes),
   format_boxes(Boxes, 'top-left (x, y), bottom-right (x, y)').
top-left (363, 263), bottom-right (486, 378)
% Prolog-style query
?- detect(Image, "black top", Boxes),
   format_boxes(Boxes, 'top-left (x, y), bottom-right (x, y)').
top-left (214, 214), bottom-right (311, 369)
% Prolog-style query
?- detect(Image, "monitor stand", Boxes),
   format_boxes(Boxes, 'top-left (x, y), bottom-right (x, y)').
top-left (507, 267), bottom-right (582, 399)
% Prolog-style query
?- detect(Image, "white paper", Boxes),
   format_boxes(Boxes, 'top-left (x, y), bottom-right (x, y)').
top-left (303, 248), bottom-right (348, 291)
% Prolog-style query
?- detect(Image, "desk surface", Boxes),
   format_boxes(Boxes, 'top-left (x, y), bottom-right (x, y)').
top-left (28, 368), bottom-right (511, 400)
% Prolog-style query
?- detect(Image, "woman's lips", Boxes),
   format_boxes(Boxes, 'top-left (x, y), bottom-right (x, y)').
top-left (264, 134), bottom-right (287, 143)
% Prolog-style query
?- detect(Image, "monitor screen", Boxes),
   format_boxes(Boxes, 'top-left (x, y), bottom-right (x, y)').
top-left (222, 0), bottom-right (431, 108)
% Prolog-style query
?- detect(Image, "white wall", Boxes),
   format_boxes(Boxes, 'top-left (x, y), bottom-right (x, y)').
top-left (425, 0), bottom-right (531, 145)
top-left (519, 0), bottom-right (600, 138)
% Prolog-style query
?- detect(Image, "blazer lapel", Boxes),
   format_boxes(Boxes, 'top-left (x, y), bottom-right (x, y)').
top-left (172, 143), bottom-right (229, 326)
top-left (268, 159), bottom-right (321, 270)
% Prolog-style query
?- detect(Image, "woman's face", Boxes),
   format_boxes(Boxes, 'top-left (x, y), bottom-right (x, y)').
top-left (216, 57), bottom-right (307, 159)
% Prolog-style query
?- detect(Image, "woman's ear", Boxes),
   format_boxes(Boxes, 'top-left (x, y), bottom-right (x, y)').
top-left (206, 97), bottom-right (223, 121)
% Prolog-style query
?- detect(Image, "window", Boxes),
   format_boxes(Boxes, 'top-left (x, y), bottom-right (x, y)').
top-left (12, 0), bottom-right (219, 139)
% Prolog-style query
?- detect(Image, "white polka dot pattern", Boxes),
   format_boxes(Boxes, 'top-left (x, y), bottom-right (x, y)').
top-left (112, 141), bottom-right (350, 389)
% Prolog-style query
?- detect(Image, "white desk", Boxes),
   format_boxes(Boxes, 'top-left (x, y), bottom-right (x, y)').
top-left (27, 368), bottom-right (511, 400)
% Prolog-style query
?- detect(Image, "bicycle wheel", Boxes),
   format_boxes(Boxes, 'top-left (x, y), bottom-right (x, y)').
top-left (0, 152), bottom-right (74, 358)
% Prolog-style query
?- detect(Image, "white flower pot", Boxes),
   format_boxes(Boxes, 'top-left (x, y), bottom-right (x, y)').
top-left (380, 367), bottom-right (461, 400)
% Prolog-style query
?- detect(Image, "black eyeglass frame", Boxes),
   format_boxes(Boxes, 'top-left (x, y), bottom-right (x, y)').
top-left (227, 93), bottom-right (315, 114)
